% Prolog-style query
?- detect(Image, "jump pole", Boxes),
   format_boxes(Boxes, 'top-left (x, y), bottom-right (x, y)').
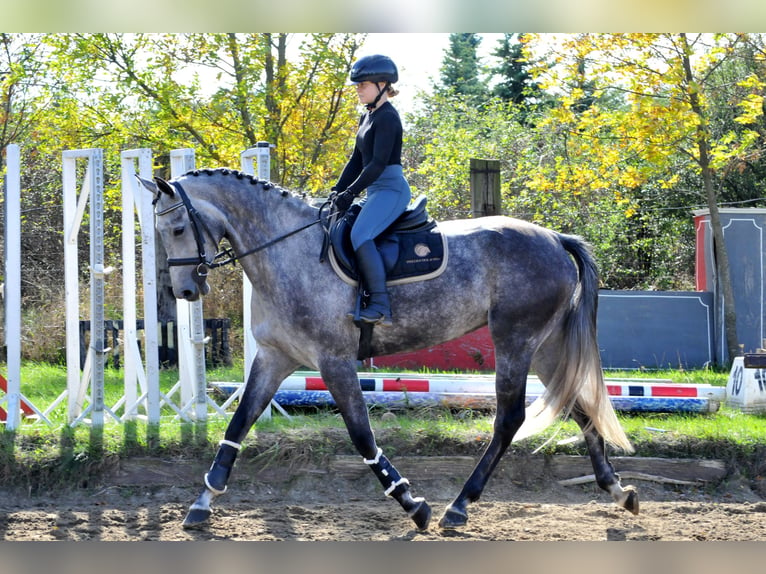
top-left (212, 372), bottom-right (724, 414)
top-left (213, 387), bottom-right (719, 414)
top-left (238, 142), bottom-right (278, 420)
top-left (118, 148), bottom-right (161, 423)
top-left (2, 144), bottom-right (22, 429)
top-left (168, 149), bottom-right (209, 422)
top-left (62, 148), bottom-right (117, 427)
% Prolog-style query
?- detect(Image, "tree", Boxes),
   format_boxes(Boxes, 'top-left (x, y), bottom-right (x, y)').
top-left (1, 33), bottom-right (367, 332)
top-left (438, 33), bottom-right (488, 104)
top-left (1, 34), bottom-right (52, 171)
top-left (43, 33), bottom-right (364, 192)
top-left (524, 33), bottom-right (766, 361)
top-left (490, 33), bottom-right (541, 106)
top-left (703, 36), bottom-right (766, 206)
top-left (1, 34), bottom-right (91, 309)
top-left (405, 92), bottom-right (529, 220)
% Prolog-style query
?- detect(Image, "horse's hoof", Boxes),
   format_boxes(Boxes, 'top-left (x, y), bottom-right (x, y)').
top-left (409, 499), bottom-right (432, 530)
top-left (438, 505), bottom-right (468, 530)
top-left (182, 507), bottom-right (211, 529)
top-left (622, 486), bottom-right (639, 515)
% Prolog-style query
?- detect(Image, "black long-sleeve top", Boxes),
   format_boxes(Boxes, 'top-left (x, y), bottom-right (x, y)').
top-left (334, 101), bottom-right (403, 195)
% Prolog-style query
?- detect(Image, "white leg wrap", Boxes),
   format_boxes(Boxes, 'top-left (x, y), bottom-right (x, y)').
top-left (204, 472), bottom-right (227, 495)
top-left (384, 477), bottom-right (409, 497)
top-left (219, 439), bottom-right (242, 450)
top-left (363, 447), bottom-right (383, 465)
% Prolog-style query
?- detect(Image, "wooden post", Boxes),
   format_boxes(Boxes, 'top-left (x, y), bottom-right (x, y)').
top-left (470, 158), bottom-right (501, 217)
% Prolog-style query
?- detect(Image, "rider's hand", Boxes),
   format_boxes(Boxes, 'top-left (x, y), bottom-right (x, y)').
top-left (332, 190), bottom-right (355, 212)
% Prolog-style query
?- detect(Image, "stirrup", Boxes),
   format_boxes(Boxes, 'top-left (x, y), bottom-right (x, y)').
top-left (360, 312), bottom-right (392, 326)
top-left (360, 293), bottom-right (392, 326)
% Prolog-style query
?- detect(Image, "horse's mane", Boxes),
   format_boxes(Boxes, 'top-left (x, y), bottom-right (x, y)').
top-left (183, 167), bottom-right (311, 203)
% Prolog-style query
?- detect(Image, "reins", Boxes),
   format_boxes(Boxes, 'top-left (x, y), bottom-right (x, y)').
top-left (155, 180), bottom-right (327, 278)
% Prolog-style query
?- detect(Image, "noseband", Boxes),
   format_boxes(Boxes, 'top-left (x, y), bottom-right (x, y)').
top-left (154, 180), bottom-right (325, 282)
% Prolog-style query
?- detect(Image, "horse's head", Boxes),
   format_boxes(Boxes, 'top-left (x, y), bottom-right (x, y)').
top-left (137, 174), bottom-right (223, 301)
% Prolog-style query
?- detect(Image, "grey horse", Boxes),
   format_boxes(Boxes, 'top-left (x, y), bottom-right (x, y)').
top-left (138, 168), bottom-right (637, 532)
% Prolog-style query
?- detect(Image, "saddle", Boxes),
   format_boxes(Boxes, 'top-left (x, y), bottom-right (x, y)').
top-left (326, 195), bottom-right (448, 286)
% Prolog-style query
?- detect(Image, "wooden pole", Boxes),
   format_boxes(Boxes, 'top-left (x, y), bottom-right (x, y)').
top-left (470, 158), bottom-right (501, 217)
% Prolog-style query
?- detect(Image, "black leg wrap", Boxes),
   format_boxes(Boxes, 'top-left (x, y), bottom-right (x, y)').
top-left (204, 441), bottom-right (240, 494)
top-left (364, 448), bottom-right (409, 497)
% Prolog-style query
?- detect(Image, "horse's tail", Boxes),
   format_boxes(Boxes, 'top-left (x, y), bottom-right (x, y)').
top-left (513, 233), bottom-right (634, 453)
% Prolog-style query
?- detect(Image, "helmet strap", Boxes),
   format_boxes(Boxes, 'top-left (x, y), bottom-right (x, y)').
top-left (366, 82), bottom-right (389, 111)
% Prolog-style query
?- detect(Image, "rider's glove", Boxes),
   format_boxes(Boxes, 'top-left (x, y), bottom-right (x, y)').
top-left (332, 190), bottom-right (355, 212)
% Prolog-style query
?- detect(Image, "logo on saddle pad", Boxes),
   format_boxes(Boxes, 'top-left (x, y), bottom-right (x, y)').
top-left (327, 197), bottom-right (448, 286)
top-left (413, 243), bottom-right (431, 258)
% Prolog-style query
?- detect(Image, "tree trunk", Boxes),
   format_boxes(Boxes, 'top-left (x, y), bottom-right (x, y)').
top-left (261, 33), bottom-right (287, 182)
top-left (681, 34), bottom-right (740, 363)
top-left (701, 158), bottom-right (740, 362)
top-left (227, 33), bottom-right (258, 147)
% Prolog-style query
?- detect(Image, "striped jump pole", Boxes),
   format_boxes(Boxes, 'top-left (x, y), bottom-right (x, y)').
top-left (211, 372), bottom-right (724, 414)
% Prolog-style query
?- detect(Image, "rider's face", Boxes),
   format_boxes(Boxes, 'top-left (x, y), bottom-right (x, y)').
top-left (354, 81), bottom-right (384, 107)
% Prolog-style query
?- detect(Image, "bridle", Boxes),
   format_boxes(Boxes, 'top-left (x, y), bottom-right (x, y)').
top-left (153, 179), bottom-right (327, 284)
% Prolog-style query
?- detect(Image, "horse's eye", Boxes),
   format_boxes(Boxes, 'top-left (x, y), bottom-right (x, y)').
top-left (173, 226), bottom-right (185, 237)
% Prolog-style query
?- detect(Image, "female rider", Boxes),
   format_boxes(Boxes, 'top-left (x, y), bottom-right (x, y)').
top-left (331, 54), bottom-right (412, 326)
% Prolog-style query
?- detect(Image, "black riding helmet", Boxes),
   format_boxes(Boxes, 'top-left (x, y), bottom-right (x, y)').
top-left (349, 54), bottom-right (399, 84)
top-left (349, 55), bottom-right (398, 110)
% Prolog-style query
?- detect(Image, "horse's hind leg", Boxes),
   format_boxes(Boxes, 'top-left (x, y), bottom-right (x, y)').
top-left (439, 355), bottom-right (529, 529)
top-left (183, 349), bottom-right (298, 529)
top-left (570, 405), bottom-right (639, 514)
top-left (320, 359), bottom-right (431, 530)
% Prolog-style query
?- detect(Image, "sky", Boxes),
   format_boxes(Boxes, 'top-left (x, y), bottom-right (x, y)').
top-left (355, 33), bottom-right (505, 115)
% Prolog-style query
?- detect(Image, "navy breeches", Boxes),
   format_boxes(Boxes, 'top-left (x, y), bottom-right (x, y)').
top-left (350, 164), bottom-right (412, 251)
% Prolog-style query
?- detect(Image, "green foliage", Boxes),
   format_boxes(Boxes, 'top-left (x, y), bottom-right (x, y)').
top-left (35, 33), bottom-right (364, 192)
top-left (404, 94), bottom-right (529, 220)
top-left (408, 33), bottom-right (765, 290)
top-left (1, 33), bottom-right (366, 325)
top-left (438, 33), bottom-right (489, 105)
top-left (490, 33), bottom-right (539, 105)
top-left (4, 33), bottom-right (766, 358)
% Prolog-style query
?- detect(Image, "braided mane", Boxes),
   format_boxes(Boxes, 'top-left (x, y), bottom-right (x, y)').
top-left (184, 167), bottom-right (304, 200)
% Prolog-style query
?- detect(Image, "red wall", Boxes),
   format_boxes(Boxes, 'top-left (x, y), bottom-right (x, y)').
top-left (369, 326), bottom-right (495, 372)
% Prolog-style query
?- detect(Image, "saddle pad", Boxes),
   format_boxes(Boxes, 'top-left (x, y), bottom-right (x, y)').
top-left (329, 226), bottom-right (449, 287)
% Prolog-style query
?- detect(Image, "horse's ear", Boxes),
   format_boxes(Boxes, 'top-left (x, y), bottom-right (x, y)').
top-left (134, 174), bottom-right (176, 198)
top-left (135, 174), bottom-right (158, 194)
top-left (154, 177), bottom-right (176, 198)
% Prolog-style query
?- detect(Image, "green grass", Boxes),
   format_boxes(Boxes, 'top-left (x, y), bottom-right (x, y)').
top-left (2, 362), bottom-right (765, 492)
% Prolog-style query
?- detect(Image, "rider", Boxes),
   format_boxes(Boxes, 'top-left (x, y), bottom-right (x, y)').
top-left (331, 54), bottom-right (412, 326)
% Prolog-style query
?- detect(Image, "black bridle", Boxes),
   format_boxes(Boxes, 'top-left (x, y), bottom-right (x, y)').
top-left (154, 180), bottom-right (327, 282)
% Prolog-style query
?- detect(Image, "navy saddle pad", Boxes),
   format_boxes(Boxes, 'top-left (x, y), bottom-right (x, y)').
top-left (328, 195), bottom-right (448, 286)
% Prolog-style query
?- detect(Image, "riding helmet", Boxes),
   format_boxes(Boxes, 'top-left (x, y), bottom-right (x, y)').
top-left (349, 54), bottom-right (398, 84)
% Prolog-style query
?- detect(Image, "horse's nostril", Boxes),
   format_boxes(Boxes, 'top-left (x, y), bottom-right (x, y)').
top-left (182, 289), bottom-right (196, 300)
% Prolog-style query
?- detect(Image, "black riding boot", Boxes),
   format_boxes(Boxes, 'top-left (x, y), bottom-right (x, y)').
top-left (354, 240), bottom-right (392, 326)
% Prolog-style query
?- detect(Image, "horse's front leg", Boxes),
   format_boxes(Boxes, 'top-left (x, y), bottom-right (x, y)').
top-left (320, 358), bottom-right (432, 530)
top-left (183, 349), bottom-right (298, 529)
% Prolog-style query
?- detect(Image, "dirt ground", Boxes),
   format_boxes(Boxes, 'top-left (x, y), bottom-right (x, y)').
top-left (1, 454), bottom-right (765, 541)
